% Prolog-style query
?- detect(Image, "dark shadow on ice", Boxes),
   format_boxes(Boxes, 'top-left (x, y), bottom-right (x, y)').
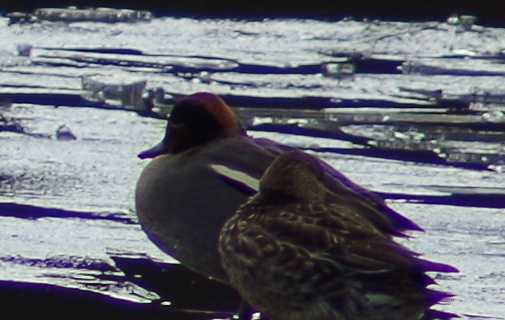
top-left (250, 124), bottom-right (500, 171)
top-left (0, 280), bottom-right (228, 320)
top-left (379, 191), bottom-right (505, 209)
top-left (37, 46), bottom-right (145, 56)
top-left (250, 123), bottom-right (370, 144)
top-left (225, 94), bottom-right (431, 109)
top-left (0, 93), bottom-right (112, 109)
top-left (311, 147), bottom-right (492, 171)
top-left (0, 114), bottom-right (25, 134)
top-left (0, 255), bottom-right (117, 272)
top-left (110, 256), bottom-right (240, 311)
top-left (0, 202), bottom-right (135, 224)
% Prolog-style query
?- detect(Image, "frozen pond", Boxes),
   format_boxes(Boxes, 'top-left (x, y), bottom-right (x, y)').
top-left (1, 13), bottom-right (505, 319)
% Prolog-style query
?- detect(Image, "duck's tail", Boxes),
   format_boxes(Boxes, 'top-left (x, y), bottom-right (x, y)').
top-left (423, 308), bottom-right (459, 320)
top-left (334, 286), bottom-right (458, 320)
top-left (322, 263), bottom-right (458, 320)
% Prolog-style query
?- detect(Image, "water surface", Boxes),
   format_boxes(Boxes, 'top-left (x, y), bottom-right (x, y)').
top-left (1, 14), bottom-right (505, 319)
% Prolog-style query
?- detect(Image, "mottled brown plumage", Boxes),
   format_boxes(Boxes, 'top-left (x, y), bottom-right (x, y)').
top-left (219, 151), bottom-right (457, 320)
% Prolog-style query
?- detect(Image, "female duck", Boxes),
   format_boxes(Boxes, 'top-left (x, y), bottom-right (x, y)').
top-left (219, 151), bottom-right (457, 320)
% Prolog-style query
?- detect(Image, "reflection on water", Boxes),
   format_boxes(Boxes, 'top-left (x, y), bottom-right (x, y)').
top-left (1, 14), bottom-right (505, 319)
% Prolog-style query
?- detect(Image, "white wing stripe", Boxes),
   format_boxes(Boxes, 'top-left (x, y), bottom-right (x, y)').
top-left (209, 164), bottom-right (260, 192)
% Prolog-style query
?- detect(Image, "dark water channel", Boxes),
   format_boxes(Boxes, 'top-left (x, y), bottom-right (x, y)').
top-left (1, 13), bottom-right (505, 319)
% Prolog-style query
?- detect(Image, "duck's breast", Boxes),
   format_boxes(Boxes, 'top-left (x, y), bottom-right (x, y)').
top-left (135, 136), bottom-right (278, 280)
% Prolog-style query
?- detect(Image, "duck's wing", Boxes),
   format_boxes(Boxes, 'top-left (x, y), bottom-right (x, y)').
top-left (254, 137), bottom-right (423, 236)
top-left (253, 202), bottom-right (453, 274)
top-left (213, 135), bottom-right (422, 235)
top-left (315, 158), bottom-right (423, 236)
top-left (205, 136), bottom-right (281, 195)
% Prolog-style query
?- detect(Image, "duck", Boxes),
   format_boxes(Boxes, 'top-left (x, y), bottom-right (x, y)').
top-left (135, 92), bottom-right (423, 284)
top-left (219, 150), bottom-right (458, 320)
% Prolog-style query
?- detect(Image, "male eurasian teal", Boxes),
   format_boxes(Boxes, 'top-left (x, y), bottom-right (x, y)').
top-left (219, 150), bottom-right (457, 320)
top-left (135, 92), bottom-right (423, 284)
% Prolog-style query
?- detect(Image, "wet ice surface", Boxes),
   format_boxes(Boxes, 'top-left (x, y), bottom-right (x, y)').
top-left (1, 14), bottom-right (505, 319)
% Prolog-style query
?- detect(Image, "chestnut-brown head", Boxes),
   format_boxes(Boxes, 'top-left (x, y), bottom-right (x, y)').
top-left (138, 92), bottom-right (243, 159)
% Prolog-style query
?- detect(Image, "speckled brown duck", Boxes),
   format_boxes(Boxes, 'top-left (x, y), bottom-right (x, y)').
top-left (219, 150), bottom-right (458, 320)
